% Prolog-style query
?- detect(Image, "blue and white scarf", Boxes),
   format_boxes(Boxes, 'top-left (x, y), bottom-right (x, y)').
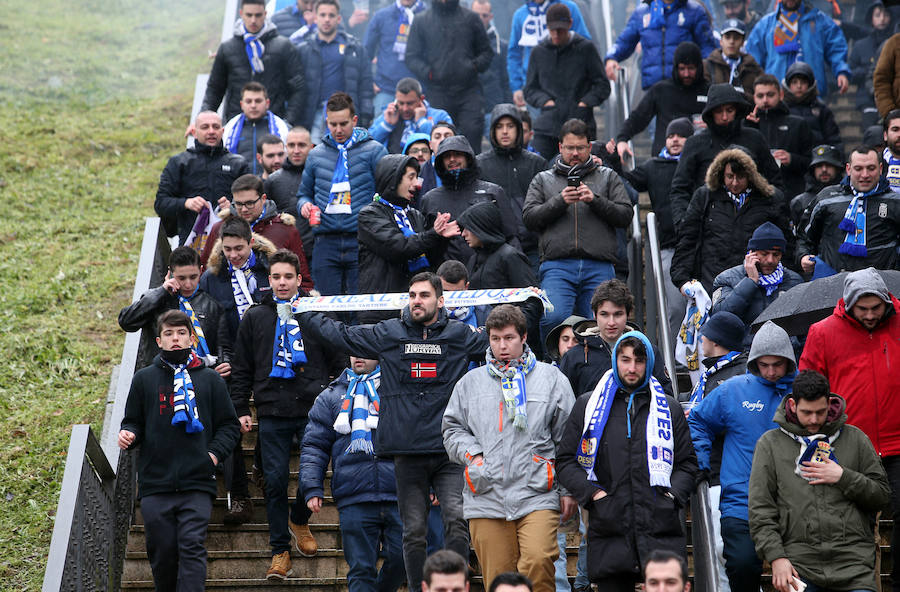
top-left (325, 128), bottom-right (366, 215)
top-left (518, 0), bottom-right (551, 47)
top-left (687, 350), bottom-right (741, 407)
top-left (166, 353), bottom-right (204, 433)
top-left (884, 147), bottom-right (900, 193)
top-left (448, 305), bottom-right (477, 327)
top-left (374, 194), bottom-right (429, 272)
top-left (226, 112), bottom-right (278, 154)
top-left (240, 21), bottom-right (266, 73)
top-left (723, 54), bottom-right (742, 87)
top-left (178, 288), bottom-right (216, 366)
top-left (647, 0), bottom-right (668, 29)
top-left (758, 261), bottom-right (785, 296)
top-left (578, 368), bottom-right (674, 487)
top-left (392, 0), bottom-right (424, 60)
top-left (780, 428), bottom-right (840, 480)
top-left (486, 345), bottom-right (537, 430)
top-left (333, 366), bottom-right (382, 454)
top-left (270, 294), bottom-right (307, 378)
top-left (229, 251), bottom-right (258, 320)
top-left (727, 188), bottom-right (751, 209)
top-left (658, 147), bottom-right (680, 161)
top-left (838, 188), bottom-right (871, 258)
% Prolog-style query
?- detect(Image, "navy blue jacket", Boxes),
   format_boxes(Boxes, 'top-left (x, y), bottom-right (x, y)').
top-left (300, 371), bottom-right (398, 509)
top-left (363, 2), bottom-right (424, 92)
top-left (294, 31), bottom-right (375, 128)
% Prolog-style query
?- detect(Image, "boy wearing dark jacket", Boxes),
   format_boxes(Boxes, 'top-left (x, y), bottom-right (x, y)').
top-left (118, 310), bottom-right (240, 592)
top-left (230, 249), bottom-right (338, 580)
top-left (301, 356), bottom-right (405, 592)
top-left (782, 62), bottom-right (843, 152)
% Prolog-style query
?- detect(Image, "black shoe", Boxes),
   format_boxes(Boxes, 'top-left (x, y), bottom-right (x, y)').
top-left (224, 497), bottom-right (253, 525)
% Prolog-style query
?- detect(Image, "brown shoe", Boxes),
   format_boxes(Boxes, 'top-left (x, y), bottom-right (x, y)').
top-left (289, 520), bottom-right (318, 557)
top-left (266, 551), bottom-right (293, 581)
top-left (223, 497), bottom-right (253, 525)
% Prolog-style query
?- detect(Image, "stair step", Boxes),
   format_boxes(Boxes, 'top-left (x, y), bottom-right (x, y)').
top-left (126, 523), bottom-right (342, 553)
top-left (133, 497), bottom-right (340, 525)
top-left (120, 575), bottom-right (558, 591)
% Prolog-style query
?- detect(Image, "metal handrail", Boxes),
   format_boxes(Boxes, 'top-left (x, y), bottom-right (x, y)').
top-left (645, 212), bottom-right (679, 399)
top-left (627, 204), bottom-right (644, 327)
top-left (690, 481), bottom-right (721, 592)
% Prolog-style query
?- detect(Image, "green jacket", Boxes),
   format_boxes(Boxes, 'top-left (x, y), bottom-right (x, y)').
top-left (749, 394), bottom-right (889, 591)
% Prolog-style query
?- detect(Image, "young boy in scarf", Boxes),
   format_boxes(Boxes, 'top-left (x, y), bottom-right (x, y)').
top-left (442, 304), bottom-right (576, 592)
top-left (300, 355), bottom-right (405, 592)
top-left (749, 370), bottom-right (889, 592)
top-left (230, 249), bottom-right (340, 580)
top-left (118, 310), bottom-right (240, 592)
top-left (556, 330), bottom-right (697, 592)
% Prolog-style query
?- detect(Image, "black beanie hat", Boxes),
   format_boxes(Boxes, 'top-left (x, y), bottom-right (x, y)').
top-left (666, 117), bottom-right (694, 138)
top-left (673, 41), bottom-right (703, 68)
top-left (700, 311), bottom-right (746, 353)
top-left (746, 221), bottom-right (787, 252)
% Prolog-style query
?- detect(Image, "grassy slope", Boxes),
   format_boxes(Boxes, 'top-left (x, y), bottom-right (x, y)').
top-left (0, 1), bottom-right (220, 588)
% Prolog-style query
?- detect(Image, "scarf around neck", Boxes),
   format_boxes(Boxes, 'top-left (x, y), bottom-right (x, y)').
top-left (374, 194), bottom-right (429, 272)
top-left (723, 54), bottom-right (741, 87)
top-left (758, 261), bottom-right (785, 296)
top-left (838, 182), bottom-right (880, 258)
top-left (554, 156), bottom-right (598, 181)
top-left (658, 146), bottom-right (680, 161)
top-left (229, 251), bottom-right (258, 320)
top-left (178, 287), bottom-right (216, 366)
top-left (227, 112), bottom-right (278, 154)
top-left (688, 350), bottom-right (741, 407)
top-left (779, 428), bottom-right (840, 480)
top-left (334, 366), bottom-right (382, 454)
top-left (519, 0), bottom-right (551, 47)
top-left (486, 345), bottom-right (537, 429)
top-left (270, 294), bottom-right (307, 378)
top-left (392, 0), bottom-right (425, 60)
top-left (238, 20), bottom-right (274, 73)
top-left (326, 128), bottom-right (366, 215)
top-left (727, 187), bottom-right (751, 209)
top-left (164, 352), bottom-right (205, 433)
top-left (773, 6), bottom-right (801, 55)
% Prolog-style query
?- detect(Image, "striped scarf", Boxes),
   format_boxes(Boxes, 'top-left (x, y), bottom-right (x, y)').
top-left (486, 345), bottom-right (537, 430)
top-left (226, 112), bottom-right (278, 154)
top-left (688, 350), bottom-right (741, 407)
top-left (838, 188), bottom-right (870, 258)
top-left (334, 366), bottom-right (382, 454)
top-left (325, 128), bottom-right (366, 215)
top-left (727, 188), bottom-right (751, 209)
top-left (392, 0), bottom-right (424, 60)
top-left (658, 147), bottom-right (680, 161)
top-left (178, 288), bottom-right (216, 366)
top-left (240, 22), bottom-right (266, 73)
top-left (165, 352), bottom-right (204, 433)
top-left (229, 251), bottom-right (258, 320)
top-left (723, 55), bottom-right (741, 87)
top-left (270, 294), bottom-right (307, 378)
top-left (773, 7), bottom-right (801, 55)
top-left (374, 194), bottom-right (429, 272)
top-left (519, 0), bottom-right (551, 47)
top-left (758, 262), bottom-right (785, 296)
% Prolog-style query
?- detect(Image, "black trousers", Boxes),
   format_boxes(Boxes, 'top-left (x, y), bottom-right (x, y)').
top-left (141, 491), bottom-right (213, 592)
top-left (426, 85), bottom-right (484, 155)
top-left (720, 516), bottom-right (763, 592)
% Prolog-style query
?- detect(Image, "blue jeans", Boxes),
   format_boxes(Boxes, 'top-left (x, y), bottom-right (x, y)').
top-left (258, 416), bottom-right (313, 554)
top-left (339, 502), bottom-right (406, 592)
top-left (720, 517), bottom-right (762, 592)
top-left (374, 91), bottom-right (395, 120)
top-left (311, 233), bottom-right (359, 296)
top-left (539, 258), bottom-right (615, 339)
top-left (426, 504), bottom-right (444, 555)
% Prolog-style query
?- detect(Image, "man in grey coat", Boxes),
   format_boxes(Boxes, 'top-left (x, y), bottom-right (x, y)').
top-left (443, 304), bottom-right (576, 592)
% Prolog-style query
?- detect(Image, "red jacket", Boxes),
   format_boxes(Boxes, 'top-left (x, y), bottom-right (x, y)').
top-left (800, 296), bottom-right (900, 457)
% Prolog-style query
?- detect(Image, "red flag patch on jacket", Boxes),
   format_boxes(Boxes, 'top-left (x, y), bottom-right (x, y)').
top-left (410, 362), bottom-right (437, 378)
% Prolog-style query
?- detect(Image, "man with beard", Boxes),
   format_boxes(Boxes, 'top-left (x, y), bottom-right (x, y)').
top-left (256, 134), bottom-right (286, 179)
top-left (883, 110), bottom-right (900, 193)
top-left (789, 144), bottom-right (843, 237)
top-left (722, 0), bottom-right (761, 33)
top-left (615, 41), bottom-right (710, 161)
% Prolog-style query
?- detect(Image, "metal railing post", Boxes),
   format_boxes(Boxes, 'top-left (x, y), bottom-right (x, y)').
top-left (627, 205), bottom-right (643, 327)
top-left (646, 212), bottom-right (679, 399)
top-left (690, 481), bottom-right (721, 592)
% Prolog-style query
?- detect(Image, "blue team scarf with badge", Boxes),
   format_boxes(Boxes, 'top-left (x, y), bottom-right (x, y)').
top-left (325, 128), bottom-right (366, 215)
top-left (773, 6), bottom-right (801, 55)
top-left (165, 352), bottom-right (205, 433)
top-left (373, 194), bottom-right (429, 272)
top-left (270, 293), bottom-right (307, 378)
top-left (333, 366), bottom-right (382, 454)
top-left (486, 344), bottom-right (537, 430)
top-left (228, 251), bottom-right (258, 320)
top-left (519, 0), bottom-right (551, 47)
top-left (658, 146), bottom-right (680, 161)
top-left (837, 183), bottom-right (876, 258)
top-left (727, 188), bottom-right (751, 209)
top-left (227, 113), bottom-right (278, 154)
top-left (780, 429), bottom-right (840, 480)
top-left (883, 148), bottom-right (900, 192)
top-left (178, 287), bottom-right (215, 365)
top-left (392, 0), bottom-right (425, 60)
top-left (647, 0), bottom-right (668, 29)
top-left (687, 350), bottom-right (741, 407)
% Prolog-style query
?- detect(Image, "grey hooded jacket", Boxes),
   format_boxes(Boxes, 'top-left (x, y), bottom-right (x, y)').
top-left (442, 357), bottom-right (574, 520)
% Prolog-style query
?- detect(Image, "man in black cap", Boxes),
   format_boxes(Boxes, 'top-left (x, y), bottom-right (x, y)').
top-left (789, 144), bottom-right (844, 236)
top-left (711, 222), bottom-right (804, 348)
top-left (523, 2), bottom-right (609, 159)
top-left (614, 41), bottom-right (709, 161)
top-left (705, 19), bottom-right (762, 98)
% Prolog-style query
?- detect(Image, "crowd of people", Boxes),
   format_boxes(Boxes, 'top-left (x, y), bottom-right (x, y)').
top-left (114, 0), bottom-right (900, 591)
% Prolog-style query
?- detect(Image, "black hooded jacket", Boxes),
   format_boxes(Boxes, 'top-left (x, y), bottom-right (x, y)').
top-left (457, 200), bottom-right (536, 291)
top-left (669, 83), bottom-right (784, 224)
top-left (476, 104), bottom-right (549, 255)
top-left (418, 135), bottom-right (519, 263)
top-left (616, 42), bottom-right (711, 156)
top-left (849, 3), bottom-right (893, 110)
top-left (782, 62), bottom-right (843, 151)
top-left (743, 100), bottom-right (813, 200)
top-left (357, 155), bottom-right (446, 320)
top-left (524, 32), bottom-right (610, 138)
top-left (621, 156), bottom-right (680, 248)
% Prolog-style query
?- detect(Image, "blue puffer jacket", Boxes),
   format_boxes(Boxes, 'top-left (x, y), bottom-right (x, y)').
top-left (295, 128), bottom-right (388, 234)
top-left (688, 321), bottom-right (797, 521)
top-left (300, 371), bottom-right (398, 510)
top-left (606, 0), bottom-right (717, 90)
top-left (745, 1), bottom-right (850, 98)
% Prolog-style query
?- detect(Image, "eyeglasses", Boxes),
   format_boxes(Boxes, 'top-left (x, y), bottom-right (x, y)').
top-left (407, 147), bottom-right (430, 156)
top-left (233, 196), bottom-right (262, 210)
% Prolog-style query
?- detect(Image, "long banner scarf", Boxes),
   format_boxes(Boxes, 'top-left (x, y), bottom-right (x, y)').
top-left (165, 353), bottom-right (204, 433)
top-left (178, 288), bottom-right (217, 366)
top-left (325, 128), bottom-right (365, 215)
top-left (658, 147), bottom-right (680, 161)
top-left (486, 345), bottom-right (537, 429)
top-left (392, 0), bottom-right (424, 61)
top-left (229, 251), bottom-right (258, 320)
top-left (773, 7), bottom-right (801, 55)
top-left (838, 189), bottom-right (870, 258)
top-left (676, 281), bottom-right (710, 379)
top-left (758, 261), bottom-right (785, 296)
top-left (270, 294), bottom-right (308, 378)
top-left (182, 202), bottom-right (215, 252)
top-left (687, 350), bottom-right (741, 407)
top-left (779, 428), bottom-right (840, 480)
top-left (239, 21), bottom-right (267, 73)
top-left (448, 305), bottom-right (478, 327)
top-left (334, 366), bottom-right (382, 454)
top-left (578, 368), bottom-right (674, 487)
top-left (373, 194), bottom-right (429, 272)
top-left (883, 147), bottom-right (900, 193)
top-left (518, 0), bottom-right (551, 47)
top-left (226, 112), bottom-right (278, 154)
top-left (291, 287), bottom-right (554, 314)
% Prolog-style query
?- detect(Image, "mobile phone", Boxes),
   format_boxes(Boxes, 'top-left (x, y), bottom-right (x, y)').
top-left (567, 176), bottom-right (581, 188)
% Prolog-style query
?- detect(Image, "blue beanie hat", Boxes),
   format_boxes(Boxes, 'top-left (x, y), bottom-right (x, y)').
top-left (403, 133), bottom-right (431, 156)
top-left (746, 221), bottom-right (786, 252)
top-left (700, 311), bottom-right (746, 352)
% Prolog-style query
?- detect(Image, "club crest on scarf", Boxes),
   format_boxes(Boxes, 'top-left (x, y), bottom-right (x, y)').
top-left (229, 250), bottom-right (258, 320)
top-left (166, 352), bottom-right (204, 433)
top-left (271, 296), bottom-right (307, 378)
top-left (178, 289), bottom-right (217, 366)
top-left (392, 0), bottom-right (424, 60)
top-left (326, 128), bottom-right (367, 215)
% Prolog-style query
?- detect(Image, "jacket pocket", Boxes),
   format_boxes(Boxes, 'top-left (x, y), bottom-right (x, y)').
top-left (464, 456), bottom-right (493, 495)
top-left (648, 489), bottom-right (684, 537)
top-left (535, 105), bottom-right (561, 135)
top-left (587, 491), bottom-right (625, 537)
top-left (526, 454), bottom-right (557, 492)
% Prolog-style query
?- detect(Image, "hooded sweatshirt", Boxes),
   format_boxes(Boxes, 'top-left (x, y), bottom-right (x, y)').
top-left (749, 393), bottom-right (889, 591)
top-left (781, 62), bottom-right (843, 150)
top-left (688, 320), bottom-right (797, 520)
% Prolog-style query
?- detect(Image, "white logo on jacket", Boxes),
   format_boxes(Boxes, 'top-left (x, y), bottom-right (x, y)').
top-left (742, 400), bottom-right (765, 412)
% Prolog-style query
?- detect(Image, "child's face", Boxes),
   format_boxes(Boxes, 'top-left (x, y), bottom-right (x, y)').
top-left (788, 77), bottom-right (810, 96)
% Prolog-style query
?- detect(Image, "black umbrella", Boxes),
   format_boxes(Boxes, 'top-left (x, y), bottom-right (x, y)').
top-left (750, 269), bottom-right (900, 336)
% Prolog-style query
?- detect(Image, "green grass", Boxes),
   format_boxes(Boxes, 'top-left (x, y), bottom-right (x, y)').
top-left (0, 0), bottom-right (222, 588)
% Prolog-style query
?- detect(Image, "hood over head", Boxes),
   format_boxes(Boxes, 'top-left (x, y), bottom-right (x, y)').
top-left (434, 135), bottom-right (478, 188)
top-left (842, 267), bottom-right (892, 309)
top-left (747, 320), bottom-right (796, 376)
top-left (375, 154), bottom-right (420, 205)
top-left (672, 41), bottom-right (704, 86)
top-left (403, 132), bottom-right (432, 156)
top-left (781, 62), bottom-right (819, 104)
top-left (611, 330), bottom-right (656, 392)
top-left (777, 391), bottom-right (847, 436)
top-left (457, 200), bottom-right (506, 249)
top-left (705, 147), bottom-right (774, 197)
top-left (702, 83), bottom-right (752, 129)
top-left (489, 103), bottom-right (524, 153)
top-left (545, 314), bottom-right (589, 361)
top-left (433, 0), bottom-right (460, 13)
